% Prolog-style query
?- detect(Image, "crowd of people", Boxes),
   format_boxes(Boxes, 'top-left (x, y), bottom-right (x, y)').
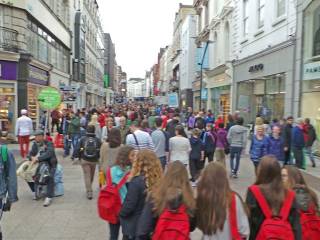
top-left (1, 102), bottom-right (319, 239)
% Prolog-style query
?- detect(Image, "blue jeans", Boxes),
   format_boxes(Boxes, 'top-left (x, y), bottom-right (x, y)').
top-left (159, 156), bottom-right (167, 170)
top-left (305, 146), bottom-right (315, 164)
top-left (63, 135), bottom-right (71, 156)
top-left (230, 146), bottom-right (243, 174)
top-left (71, 134), bottom-right (80, 158)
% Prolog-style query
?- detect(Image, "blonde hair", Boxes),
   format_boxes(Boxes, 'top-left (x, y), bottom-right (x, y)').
top-left (89, 114), bottom-right (98, 125)
top-left (255, 117), bottom-right (264, 126)
top-left (130, 150), bottom-right (162, 193)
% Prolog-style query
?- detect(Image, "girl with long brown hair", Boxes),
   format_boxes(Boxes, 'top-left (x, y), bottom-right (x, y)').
top-left (246, 155), bottom-right (301, 239)
top-left (119, 150), bottom-right (162, 240)
top-left (281, 165), bottom-right (320, 239)
top-left (136, 161), bottom-right (196, 239)
top-left (196, 162), bottom-right (249, 239)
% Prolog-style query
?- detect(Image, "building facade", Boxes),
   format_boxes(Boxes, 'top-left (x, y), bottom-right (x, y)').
top-left (0, 0), bottom-right (71, 136)
top-left (232, 0), bottom-right (297, 123)
top-left (180, 14), bottom-right (197, 108)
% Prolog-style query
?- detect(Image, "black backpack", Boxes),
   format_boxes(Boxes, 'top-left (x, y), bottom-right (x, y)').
top-left (83, 137), bottom-right (98, 159)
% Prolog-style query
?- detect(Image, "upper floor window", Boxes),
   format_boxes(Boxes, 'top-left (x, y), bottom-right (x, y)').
top-left (276, 0), bottom-right (286, 18)
top-left (258, 0), bottom-right (265, 28)
top-left (313, 6), bottom-right (320, 56)
top-left (243, 0), bottom-right (249, 37)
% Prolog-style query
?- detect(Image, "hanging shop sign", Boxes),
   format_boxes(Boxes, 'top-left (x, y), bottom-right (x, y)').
top-left (168, 93), bottom-right (179, 108)
top-left (38, 87), bottom-right (61, 110)
top-left (201, 88), bottom-right (208, 100)
top-left (59, 85), bottom-right (77, 102)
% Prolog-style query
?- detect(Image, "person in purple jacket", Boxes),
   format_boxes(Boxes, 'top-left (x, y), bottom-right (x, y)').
top-left (188, 112), bottom-right (196, 130)
top-left (267, 125), bottom-right (285, 163)
top-left (249, 125), bottom-right (269, 174)
top-left (215, 123), bottom-right (228, 166)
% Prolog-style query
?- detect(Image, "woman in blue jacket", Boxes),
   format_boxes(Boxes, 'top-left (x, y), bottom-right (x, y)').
top-left (250, 126), bottom-right (269, 174)
top-left (267, 125), bottom-right (285, 163)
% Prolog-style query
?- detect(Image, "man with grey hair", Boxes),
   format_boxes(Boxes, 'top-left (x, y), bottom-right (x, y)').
top-left (291, 118), bottom-right (305, 169)
top-left (15, 109), bottom-right (33, 158)
top-left (118, 116), bottom-right (129, 144)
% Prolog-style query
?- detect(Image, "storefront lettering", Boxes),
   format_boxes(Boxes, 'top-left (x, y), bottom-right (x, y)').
top-left (29, 66), bottom-right (48, 85)
top-left (249, 64), bottom-right (264, 73)
top-left (305, 66), bottom-right (320, 73)
top-left (303, 62), bottom-right (320, 80)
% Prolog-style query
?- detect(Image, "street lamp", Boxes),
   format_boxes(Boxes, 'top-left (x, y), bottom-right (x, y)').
top-left (198, 40), bottom-right (214, 111)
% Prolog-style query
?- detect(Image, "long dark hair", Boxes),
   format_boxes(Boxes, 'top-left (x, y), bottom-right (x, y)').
top-left (255, 155), bottom-right (287, 215)
top-left (107, 128), bottom-right (121, 148)
top-left (196, 162), bottom-right (239, 235)
top-left (175, 125), bottom-right (187, 138)
top-left (283, 165), bottom-right (319, 211)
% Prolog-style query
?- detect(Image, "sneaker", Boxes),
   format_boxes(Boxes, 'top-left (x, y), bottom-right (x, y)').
top-left (43, 197), bottom-right (52, 207)
top-left (87, 192), bottom-right (93, 200)
top-left (191, 181), bottom-right (197, 188)
top-left (233, 173), bottom-right (238, 179)
top-left (33, 192), bottom-right (38, 201)
top-left (312, 162), bottom-right (316, 168)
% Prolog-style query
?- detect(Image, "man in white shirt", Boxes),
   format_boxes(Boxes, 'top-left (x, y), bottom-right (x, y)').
top-left (15, 109), bottom-right (33, 158)
top-left (126, 121), bottom-right (154, 151)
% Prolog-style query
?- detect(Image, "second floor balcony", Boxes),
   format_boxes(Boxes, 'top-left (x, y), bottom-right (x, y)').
top-left (0, 26), bottom-right (19, 52)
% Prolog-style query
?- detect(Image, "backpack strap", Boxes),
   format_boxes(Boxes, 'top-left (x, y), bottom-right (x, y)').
top-left (249, 185), bottom-right (273, 219)
top-left (106, 168), bottom-right (112, 186)
top-left (132, 133), bottom-right (140, 150)
top-left (229, 192), bottom-right (242, 240)
top-left (116, 172), bottom-right (130, 191)
top-left (279, 190), bottom-right (295, 220)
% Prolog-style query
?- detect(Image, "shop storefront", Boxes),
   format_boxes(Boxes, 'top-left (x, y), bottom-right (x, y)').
top-left (0, 60), bottom-right (18, 137)
top-left (301, 1), bottom-right (320, 120)
top-left (233, 41), bottom-right (295, 123)
top-left (27, 65), bottom-right (49, 129)
top-left (206, 70), bottom-right (231, 123)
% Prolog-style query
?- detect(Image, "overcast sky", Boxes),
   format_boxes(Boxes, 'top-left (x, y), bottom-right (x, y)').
top-left (97, 0), bottom-right (193, 79)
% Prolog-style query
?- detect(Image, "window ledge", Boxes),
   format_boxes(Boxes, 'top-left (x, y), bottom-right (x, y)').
top-left (272, 15), bottom-right (287, 27)
top-left (240, 38), bottom-right (249, 45)
top-left (254, 29), bottom-right (264, 37)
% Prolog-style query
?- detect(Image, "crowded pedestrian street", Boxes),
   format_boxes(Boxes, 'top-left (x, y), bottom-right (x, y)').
top-left (2, 0), bottom-right (320, 239)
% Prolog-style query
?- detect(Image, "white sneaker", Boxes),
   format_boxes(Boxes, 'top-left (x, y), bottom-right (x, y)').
top-left (191, 181), bottom-right (197, 188)
top-left (33, 192), bottom-right (38, 200)
top-left (43, 197), bottom-right (52, 207)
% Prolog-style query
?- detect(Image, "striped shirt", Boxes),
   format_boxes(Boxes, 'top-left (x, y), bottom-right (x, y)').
top-left (126, 129), bottom-right (155, 151)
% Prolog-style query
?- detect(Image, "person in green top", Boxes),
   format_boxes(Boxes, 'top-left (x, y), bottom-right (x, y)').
top-left (67, 111), bottom-right (81, 160)
top-left (109, 145), bottom-right (135, 240)
top-left (148, 111), bottom-right (156, 130)
top-left (118, 116), bottom-right (130, 144)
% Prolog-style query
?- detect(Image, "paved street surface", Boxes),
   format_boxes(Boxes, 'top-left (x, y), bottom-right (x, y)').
top-left (2, 145), bottom-right (320, 240)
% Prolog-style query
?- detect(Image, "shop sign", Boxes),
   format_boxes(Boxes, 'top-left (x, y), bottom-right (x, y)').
top-left (59, 85), bottom-right (77, 102)
top-left (303, 62), bottom-right (320, 80)
top-left (0, 61), bottom-right (17, 80)
top-left (248, 64), bottom-right (264, 73)
top-left (29, 65), bottom-right (49, 85)
top-left (168, 93), bottom-right (179, 108)
top-left (37, 87), bottom-right (62, 110)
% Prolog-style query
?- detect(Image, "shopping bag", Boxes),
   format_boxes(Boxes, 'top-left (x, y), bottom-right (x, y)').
top-left (16, 161), bottom-right (38, 182)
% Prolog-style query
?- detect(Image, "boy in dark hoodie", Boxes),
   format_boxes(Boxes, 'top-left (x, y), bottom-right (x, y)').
top-left (189, 128), bottom-right (204, 187)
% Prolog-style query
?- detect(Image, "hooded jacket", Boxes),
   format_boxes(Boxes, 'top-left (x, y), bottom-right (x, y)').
top-left (292, 126), bottom-right (305, 148)
top-left (189, 136), bottom-right (204, 160)
top-left (227, 125), bottom-right (248, 148)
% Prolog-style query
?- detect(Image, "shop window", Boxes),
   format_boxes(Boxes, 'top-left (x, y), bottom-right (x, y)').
top-left (254, 80), bottom-right (265, 95)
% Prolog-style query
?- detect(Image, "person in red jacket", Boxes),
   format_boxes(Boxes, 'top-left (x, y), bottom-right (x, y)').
top-left (214, 115), bottom-right (224, 130)
top-left (98, 111), bottom-right (106, 129)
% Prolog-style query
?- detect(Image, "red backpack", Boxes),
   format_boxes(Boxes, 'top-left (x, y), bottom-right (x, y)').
top-left (249, 185), bottom-right (295, 240)
top-left (152, 205), bottom-right (190, 240)
top-left (300, 206), bottom-right (320, 240)
top-left (97, 168), bottom-right (129, 224)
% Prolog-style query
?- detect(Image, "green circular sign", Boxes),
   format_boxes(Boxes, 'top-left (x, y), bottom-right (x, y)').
top-left (37, 87), bottom-right (61, 110)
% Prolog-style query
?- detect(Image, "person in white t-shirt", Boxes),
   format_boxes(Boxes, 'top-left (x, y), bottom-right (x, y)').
top-left (15, 109), bottom-right (33, 158)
